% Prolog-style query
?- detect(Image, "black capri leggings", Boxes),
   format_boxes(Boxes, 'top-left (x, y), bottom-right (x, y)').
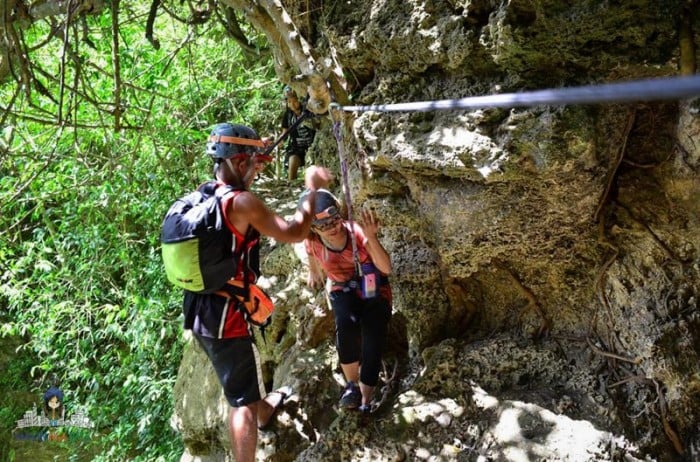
top-left (329, 290), bottom-right (392, 387)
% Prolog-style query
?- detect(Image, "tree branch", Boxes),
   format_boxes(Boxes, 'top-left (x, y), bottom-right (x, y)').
top-left (223, 0), bottom-right (345, 113)
top-left (218, 5), bottom-right (259, 55)
top-left (145, 0), bottom-right (161, 49)
top-left (58, 0), bottom-right (78, 124)
top-left (27, 0), bottom-right (106, 21)
top-left (111, 0), bottom-right (122, 131)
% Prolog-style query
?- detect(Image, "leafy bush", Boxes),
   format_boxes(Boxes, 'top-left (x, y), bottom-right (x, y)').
top-left (0, 3), bottom-right (280, 460)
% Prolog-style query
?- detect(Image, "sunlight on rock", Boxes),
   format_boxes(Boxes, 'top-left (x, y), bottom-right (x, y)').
top-left (256, 275), bottom-right (275, 289)
top-left (398, 390), bottom-right (425, 406)
top-left (396, 390), bottom-right (464, 425)
top-left (471, 385), bottom-right (500, 409)
top-left (292, 241), bottom-right (309, 264)
top-left (427, 126), bottom-right (479, 148)
top-left (475, 146), bottom-right (507, 179)
top-left (477, 164), bottom-right (497, 178)
top-left (415, 447), bottom-right (431, 459)
top-left (283, 394), bottom-right (313, 442)
top-left (440, 441), bottom-right (464, 457)
top-left (501, 446), bottom-right (531, 462)
top-left (308, 303), bottom-right (328, 318)
top-left (470, 385), bottom-right (643, 461)
top-left (351, 444), bottom-right (402, 461)
top-left (493, 407), bottom-right (524, 441)
top-left (388, 132), bottom-right (418, 160)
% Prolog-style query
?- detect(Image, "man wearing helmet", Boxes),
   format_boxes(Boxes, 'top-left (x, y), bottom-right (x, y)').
top-left (281, 86), bottom-right (318, 181)
top-left (188, 122), bottom-right (331, 461)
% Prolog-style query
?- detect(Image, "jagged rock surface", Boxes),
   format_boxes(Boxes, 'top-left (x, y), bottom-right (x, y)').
top-left (174, 1), bottom-right (700, 460)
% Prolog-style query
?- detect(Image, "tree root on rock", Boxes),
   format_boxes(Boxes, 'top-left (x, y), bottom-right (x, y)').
top-left (593, 109), bottom-right (636, 223)
top-left (585, 333), bottom-right (640, 365)
top-left (654, 379), bottom-right (685, 455)
top-left (371, 358), bottom-right (399, 414)
top-left (493, 259), bottom-right (551, 339)
top-left (589, 215), bottom-right (685, 456)
top-left (614, 200), bottom-right (681, 262)
top-left (607, 376), bottom-right (686, 455)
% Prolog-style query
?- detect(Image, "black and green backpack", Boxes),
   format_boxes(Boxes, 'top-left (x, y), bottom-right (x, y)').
top-left (161, 181), bottom-right (242, 293)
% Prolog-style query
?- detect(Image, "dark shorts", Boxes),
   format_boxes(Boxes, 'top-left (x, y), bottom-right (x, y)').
top-left (284, 147), bottom-right (307, 168)
top-left (194, 334), bottom-right (266, 407)
top-left (328, 290), bottom-right (392, 387)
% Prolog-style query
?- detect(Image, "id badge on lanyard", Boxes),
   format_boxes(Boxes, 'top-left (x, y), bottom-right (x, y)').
top-left (360, 263), bottom-right (377, 299)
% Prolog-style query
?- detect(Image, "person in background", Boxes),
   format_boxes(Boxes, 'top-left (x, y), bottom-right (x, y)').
top-left (185, 122), bottom-right (331, 461)
top-left (281, 86), bottom-right (318, 181)
top-left (300, 189), bottom-right (392, 414)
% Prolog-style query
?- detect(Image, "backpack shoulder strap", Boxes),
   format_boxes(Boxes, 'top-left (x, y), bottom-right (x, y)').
top-left (215, 182), bottom-right (237, 199)
top-left (197, 180), bottom-right (219, 195)
top-left (217, 185), bottom-right (245, 236)
top-left (214, 184), bottom-right (255, 286)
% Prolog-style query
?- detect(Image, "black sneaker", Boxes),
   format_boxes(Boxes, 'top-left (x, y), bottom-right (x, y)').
top-left (339, 382), bottom-right (361, 409)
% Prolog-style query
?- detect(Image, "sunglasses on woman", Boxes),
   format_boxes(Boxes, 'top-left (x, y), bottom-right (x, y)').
top-left (312, 215), bottom-right (341, 231)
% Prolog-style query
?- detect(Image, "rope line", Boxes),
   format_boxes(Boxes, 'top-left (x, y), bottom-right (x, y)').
top-left (339, 75), bottom-right (700, 113)
top-left (331, 119), bottom-right (362, 276)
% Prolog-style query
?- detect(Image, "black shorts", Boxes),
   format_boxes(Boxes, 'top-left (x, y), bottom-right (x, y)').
top-left (284, 147), bottom-right (307, 168)
top-left (329, 290), bottom-right (392, 387)
top-left (194, 334), bottom-right (266, 407)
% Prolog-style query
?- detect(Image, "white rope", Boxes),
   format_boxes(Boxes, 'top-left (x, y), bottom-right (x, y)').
top-left (340, 75), bottom-right (700, 113)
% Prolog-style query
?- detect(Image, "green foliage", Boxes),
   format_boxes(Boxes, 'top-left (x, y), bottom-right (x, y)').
top-left (0, 3), bottom-right (280, 460)
top-left (0, 336), bottom-right (36, 462)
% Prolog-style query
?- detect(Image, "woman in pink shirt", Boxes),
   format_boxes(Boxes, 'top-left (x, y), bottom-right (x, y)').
top-left (301, 189), bottom-right (392, 414)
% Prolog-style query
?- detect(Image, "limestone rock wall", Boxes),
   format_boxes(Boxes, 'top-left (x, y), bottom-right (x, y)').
top-left (174, 1), bottom-right (700, 460)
